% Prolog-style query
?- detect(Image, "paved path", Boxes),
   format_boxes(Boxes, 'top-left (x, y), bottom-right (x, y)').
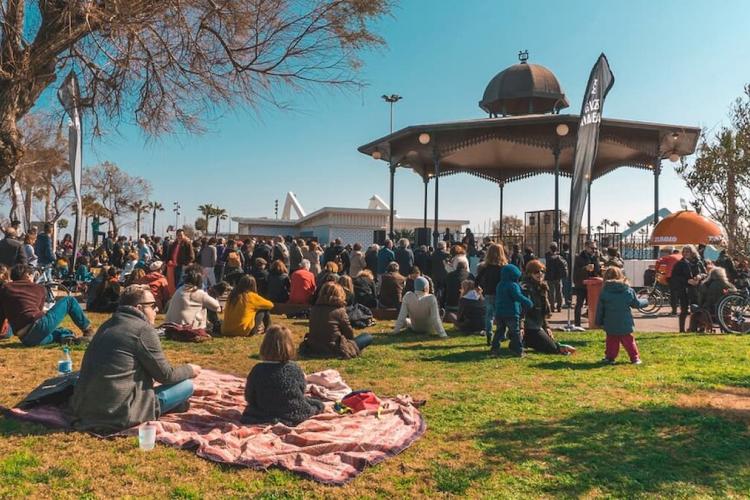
top-left (548, 308), bottom-right (679, 333)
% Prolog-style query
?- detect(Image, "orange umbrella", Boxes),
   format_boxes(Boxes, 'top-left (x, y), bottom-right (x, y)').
top-left (650, 210), bottom-right (724, 246)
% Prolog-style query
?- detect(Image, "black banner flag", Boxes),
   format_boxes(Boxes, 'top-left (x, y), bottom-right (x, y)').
top-left (568, 54), bottom-right (614, 274)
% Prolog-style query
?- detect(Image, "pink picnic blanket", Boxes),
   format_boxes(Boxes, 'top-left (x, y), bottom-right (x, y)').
top-left (5, 369), bottom-right (426, 485)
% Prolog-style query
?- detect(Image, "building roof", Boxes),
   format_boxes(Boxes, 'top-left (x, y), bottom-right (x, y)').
top-left (357, 113), bottom-right (701, 184)
top-left (479, 61), bottom-right (569, 116)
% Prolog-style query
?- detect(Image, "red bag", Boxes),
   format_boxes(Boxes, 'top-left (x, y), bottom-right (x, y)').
top-left (341, 391), bottom-right (381, 412)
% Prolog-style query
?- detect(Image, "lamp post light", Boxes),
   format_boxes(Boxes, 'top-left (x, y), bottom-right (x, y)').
top-left (553, 122), bottom-right (569, 242)
top-left (381, 94), bottom-right (402, 133)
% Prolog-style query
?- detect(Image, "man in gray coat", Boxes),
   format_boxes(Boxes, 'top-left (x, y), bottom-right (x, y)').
top-left (71, 285), bottom-right (201, 433)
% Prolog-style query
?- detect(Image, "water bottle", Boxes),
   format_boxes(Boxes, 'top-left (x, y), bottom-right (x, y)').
top-left (57, 346), bottom-right (73, 375)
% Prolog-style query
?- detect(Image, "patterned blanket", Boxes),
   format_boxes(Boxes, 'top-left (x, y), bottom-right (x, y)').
top-left (5, 369), bottom-right (426, 485)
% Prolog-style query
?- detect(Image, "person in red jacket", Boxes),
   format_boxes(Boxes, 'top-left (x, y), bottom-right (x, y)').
top-left (656, 247), bottom-right (683, 315)
top-left (137, 260), bottom-right (171, 312)
top-left (288, 259), bottom-right (317, 304)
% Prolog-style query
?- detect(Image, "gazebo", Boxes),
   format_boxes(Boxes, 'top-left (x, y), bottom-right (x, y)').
top-left (357, 52), bottom-right (701, 249)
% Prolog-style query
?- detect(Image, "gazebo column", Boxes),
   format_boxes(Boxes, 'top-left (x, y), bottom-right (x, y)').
top-left (587, 180), bottom-right (592, 238)
top-left (552, 145), bottom-right (561, 242)
top-left (388, 160), bottom-right (396, 240)
top-left (423, 175), bottom-right (429, 231)
top-left (432, 147), bottom-right (440, 248)
top-left (499, 182), bottom-right (505, 241)
top-left (653, 155), bottom-right (661, 259)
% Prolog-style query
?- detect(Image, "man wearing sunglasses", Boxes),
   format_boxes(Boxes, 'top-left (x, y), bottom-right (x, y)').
top-left (71, 285), bottom-right (201, 434)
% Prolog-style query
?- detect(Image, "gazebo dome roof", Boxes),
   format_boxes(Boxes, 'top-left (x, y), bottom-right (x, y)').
top-left (479, 57), bottom-right (569, 116)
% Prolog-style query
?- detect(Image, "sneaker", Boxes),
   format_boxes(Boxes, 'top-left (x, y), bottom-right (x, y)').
top-left (600, 357), bottom-right (615, 365)
top-left (436, 331), bottom-right (448, 338)
top-left (631, 359), bottom-right (643, 365)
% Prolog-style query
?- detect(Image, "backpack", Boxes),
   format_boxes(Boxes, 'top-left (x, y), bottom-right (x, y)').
top-left (347, 303), bottom-right (374, 329)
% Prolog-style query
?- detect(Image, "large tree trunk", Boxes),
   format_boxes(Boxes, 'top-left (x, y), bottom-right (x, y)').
top-left (152, 211), bottom-right (157, 236)
top-left (0, 111), bottom-right (24, 182)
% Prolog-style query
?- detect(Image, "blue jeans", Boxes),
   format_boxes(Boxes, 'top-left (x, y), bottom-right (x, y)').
top-left (354, 333), bottom-right (374, 351)
top-left (484, 296), bottom-right (496, 336)
top-left (22, 297), bottom-right (91, 346)
top-left (155, 379), bottom-right (194, 414)
top-left (492, 316), bottom-right (522, 354)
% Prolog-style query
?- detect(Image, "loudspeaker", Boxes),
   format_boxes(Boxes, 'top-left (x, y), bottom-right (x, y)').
top-left (373, 229), bottom-right (386, 246)
top-left (415, 227), bottom-right (430, 246)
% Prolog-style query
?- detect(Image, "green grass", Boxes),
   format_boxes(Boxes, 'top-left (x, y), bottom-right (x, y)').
top-left (1, 312), bottom-right (750, 498)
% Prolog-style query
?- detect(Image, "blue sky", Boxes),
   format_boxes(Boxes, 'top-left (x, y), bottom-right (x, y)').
top-left (65, 0), bottom-right (750, 235)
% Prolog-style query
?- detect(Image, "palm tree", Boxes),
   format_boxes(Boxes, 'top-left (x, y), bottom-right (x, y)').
top-left (212, 207), bottom-right (228, 237)
top-left (198, 204), bottom-right (216, 235)
top-left (130, 200), bottom-right (150, 238)
top-left (596, 225), bottom-right (604, 234)
top-left (611, 221), bottom-right (620, 233)
top-left (147, 201), bottom-right (164, 236)
top-left (600, 218), bottom-right (610, 234)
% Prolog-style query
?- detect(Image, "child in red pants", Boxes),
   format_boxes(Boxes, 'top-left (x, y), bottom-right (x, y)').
top-left (595, 267), bottom-right (648, 365)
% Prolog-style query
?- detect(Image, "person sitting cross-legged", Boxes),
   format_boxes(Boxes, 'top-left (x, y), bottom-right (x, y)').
top-left (222, 275), bottom-right (274, 336)
top-left (393, 276), bottom-right (447, 337)
top-left (0, 264), bottom-right (95, 346)
top-left (71, 285), bottom-right (201, 434)
top-left (241, 324), bottom-right (324, 426)
top-left (300, 282), bottom-right (373, 359)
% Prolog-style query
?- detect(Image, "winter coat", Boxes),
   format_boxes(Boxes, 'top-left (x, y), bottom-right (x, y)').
top-left (671, 257), bottom-right (706, 291)
top-left (0, 237), bottom-right (26, 268)
top-left (70, 306), bottom-right (195, 433)
top-left (521, 277), bottom-right (550, 331)
top-left (266, 271), bottom-right (290, 303)
top-left (414, 248), bottom-right (431, 276)
top-left (241, 361), bottom-right (324, 426)
top-left (699, 274), bottom-right (735, 313)
top-left (303, 305), bottom-right (360, 359)
top-left (430, 249), bottom-right (450, 283)
top-left (545, 252), bottom-right (568, 281)
top-left (394, 247), bottom-right (415, 276)
top-left (456, 291), bottom-right (486, 333)
top-left (445, 268), bottom-right (470, 309)
top-left (377, 247), bottom-right (395, 275)
top-left (353, 275), bottom-right (377, 308)
top-left (379, 271), bottom-right (405, 308)
top-left (348, 250), bottom-right (367, 277)
top-left (475, 263), bottom-right (503, 296)
top-left (573, 251), bottom-right (601, 288)
top-left (252, 268), bottom-right (270, 296)
top-left (137, 272), bottom-right (170, 311)
top-left (364, 249), bottom-right (378, 275)
top-left (494, 264), bottom-right (533, 318)
top-left (595, 280), bottom-right (645, 335)
top-left (35, 233), bottom-right (55, 266)
top-left (289, 269), bottom-right (316, 305)
top-left (165, 285), bottom-right (221, 329)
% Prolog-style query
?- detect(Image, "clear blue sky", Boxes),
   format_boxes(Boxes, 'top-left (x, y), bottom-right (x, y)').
top-left (70, 0), bottom-right (750, 235)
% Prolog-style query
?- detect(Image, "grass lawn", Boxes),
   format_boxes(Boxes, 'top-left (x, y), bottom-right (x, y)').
top-left (1, 312), bottom-right (750, 498)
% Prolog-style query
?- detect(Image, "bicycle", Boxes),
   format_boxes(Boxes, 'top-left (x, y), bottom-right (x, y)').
top-left (636, 274), bottom-right (671, 315)
top-left (717, 286), bottom-right (750, 334)
top-left (34, 265), bottom-right (71, 305)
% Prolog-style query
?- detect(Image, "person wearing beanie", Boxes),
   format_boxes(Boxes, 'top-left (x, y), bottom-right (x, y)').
top-left (393, 276), bottom-right (447, 337)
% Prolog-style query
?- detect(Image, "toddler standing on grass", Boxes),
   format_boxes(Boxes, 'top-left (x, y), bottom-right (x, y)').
top-left (595, 267), bottom-right (648, 365)
top-left (492, 264), bottom-right (533, 357)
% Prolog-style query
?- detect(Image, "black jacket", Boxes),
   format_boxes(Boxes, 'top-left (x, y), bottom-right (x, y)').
top-left (0, 237), bottom-right (26, 268)
top-left (394, 247), bottom-right (415, 276)
top-left (266, 271), bottom-right (290, 303)
top-left (353, 275), bottom-right (377, 308)
top-left (364, 249), bottom-right (378, 275)
top-left (445, 269), bottom-right (470, 309)
top-left (430, 250), bottom-right (450, 282)
top-left (414, 248), bottom-right (431, 276)
top-left (475, 263), bottom-right (503, 296)
top-left (545, 252), bottom-right (568, 281)
top-left (456, 295), bottom-right (485, 332)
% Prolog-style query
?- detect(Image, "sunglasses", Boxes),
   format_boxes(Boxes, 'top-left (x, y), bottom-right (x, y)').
top-left (139, 301), bottom-right (158, 311)
top-left (534, 270), bottom-right (545, 275)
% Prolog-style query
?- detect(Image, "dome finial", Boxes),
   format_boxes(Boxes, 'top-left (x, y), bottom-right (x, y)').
top-left (518, 50), bottom-right (529, 63)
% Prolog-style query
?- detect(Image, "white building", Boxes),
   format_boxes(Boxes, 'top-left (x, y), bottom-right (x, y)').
top-left (232, 193), bottom-right (469, 245)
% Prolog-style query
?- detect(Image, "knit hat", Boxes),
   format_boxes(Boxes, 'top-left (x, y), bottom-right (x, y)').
top-left (149, 260), bottom-right (163, 272)
top-left (414, 276), bottom-right (428, 292)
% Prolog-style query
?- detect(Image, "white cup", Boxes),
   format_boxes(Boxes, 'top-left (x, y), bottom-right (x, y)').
top-left (138, 422), bottom-right (157, 451)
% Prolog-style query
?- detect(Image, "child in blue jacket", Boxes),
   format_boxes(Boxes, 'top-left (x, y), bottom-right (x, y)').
top-left (595, 267), bottom-right (648, 364)
top-left (493, 264), bottom-right (533, 356)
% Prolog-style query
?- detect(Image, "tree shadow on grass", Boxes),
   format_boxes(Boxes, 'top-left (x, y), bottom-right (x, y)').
top-left (530, 360), bottom-right (611, 371)
top-left (477, 405), bottom-right (750, 497)
top-left (0, 415), bottom-right (61, 437)
top-left (395, 342), bottom-right (484, 351)
top-left (418, 349), bottom-right (492, 363)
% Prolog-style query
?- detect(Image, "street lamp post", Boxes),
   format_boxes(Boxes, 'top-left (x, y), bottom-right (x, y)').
top-left (381, 94), bottom-right (402, 133)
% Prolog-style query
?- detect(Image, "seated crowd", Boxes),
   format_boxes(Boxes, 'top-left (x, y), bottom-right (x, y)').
top-left (4, 223), bottom-right (744, 434)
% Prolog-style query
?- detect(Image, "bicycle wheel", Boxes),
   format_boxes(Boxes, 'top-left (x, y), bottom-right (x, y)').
top-left (44, 282), bottom-right (71, 303)
top-left (637, 288), bottom-right (662, 314)
top-left (718, 294), bottom-right (750, 334)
